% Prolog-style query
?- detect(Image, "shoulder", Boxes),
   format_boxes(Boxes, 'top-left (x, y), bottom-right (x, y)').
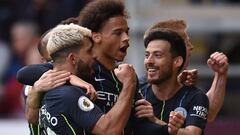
top-left (59, 85), bottom-right (85, 94)
top-left (48, 85), bottom-right (86, 99)
top-left (182, 86), bottom-right (209, 106)
top-left (183, 86), bottom-right (206, 96)
top-left (182, 86), bottom-right (209, 103)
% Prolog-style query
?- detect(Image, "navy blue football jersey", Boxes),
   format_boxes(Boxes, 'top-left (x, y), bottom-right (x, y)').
top-left (92, 61), bottom-right (123, 113)
top-left (17, 61), bottom-right (139, 135)
top-left (39, 85), bottom-right (103, 135)
top-left (133, 81), bottom-right (209, 135)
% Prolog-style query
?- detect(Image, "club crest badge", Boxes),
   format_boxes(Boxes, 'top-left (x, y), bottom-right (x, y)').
top-left (174, 107), bottom-right (187, 118)
top-left (78, 96), bottom-right (94, 111)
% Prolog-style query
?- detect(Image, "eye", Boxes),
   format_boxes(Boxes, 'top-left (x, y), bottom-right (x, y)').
top-left (145, 52), bottom-right (149, 58)
top-left (125, 29), bottom-right (129, 35)
top-left (113, 30), bottom-right (122, 36)
top-left (154, 52), bottom-right (162, 58)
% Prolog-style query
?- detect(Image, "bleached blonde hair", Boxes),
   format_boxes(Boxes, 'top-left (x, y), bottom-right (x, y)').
top-left (47, 23), bottom-right (92, 55)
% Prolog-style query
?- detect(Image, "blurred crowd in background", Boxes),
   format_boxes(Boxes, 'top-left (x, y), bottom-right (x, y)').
top-left (0, 0), bottom-right (91, 118)
top-left (0, 0), bottom-right (239, 128)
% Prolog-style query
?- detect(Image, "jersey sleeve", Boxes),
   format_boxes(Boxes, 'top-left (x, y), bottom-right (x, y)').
top-left (16, 63), bottom-right (53, 86)
top-left (62, 87), bottom-right (104, 132)
top-left (185, 90), bottom-right (209, 130)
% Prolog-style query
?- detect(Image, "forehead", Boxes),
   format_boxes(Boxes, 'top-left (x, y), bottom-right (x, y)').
top-left (146, 40), bottom-right (171, 52)
top-left (101, 16), bottom-right (129, 31)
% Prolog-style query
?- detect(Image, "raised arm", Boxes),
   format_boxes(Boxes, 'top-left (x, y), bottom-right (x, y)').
top-left (92, 64), bottom-right (137, 135)
top-left (206, 52), bottom-right (228, 122)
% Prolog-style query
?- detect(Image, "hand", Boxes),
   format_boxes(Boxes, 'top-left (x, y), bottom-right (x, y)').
top-left (178, 69), bottom-right (198, 86)
top-left (207, 52), bottom-right (228, 75)
top-left (114, 64), bottom-right (137, 85)
top-left (69, 75), bottom-right (97, 101)
top-left (135, 99), bottom-right (167, 125)
top-left (135, 99), bottom-right (155, 121)
top-left (33, 70), bottom-right (71, 92)
top-left (168, 111), bottom-right (185, 135)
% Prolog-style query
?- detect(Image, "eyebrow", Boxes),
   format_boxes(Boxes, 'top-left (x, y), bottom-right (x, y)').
top-left (112, 26), bottom-right (129, 32)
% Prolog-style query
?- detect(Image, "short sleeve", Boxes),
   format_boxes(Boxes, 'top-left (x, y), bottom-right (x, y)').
top-left (16, 63), bottom-right (53, 86)
top-left (185, 91), bottom-right (209, 129)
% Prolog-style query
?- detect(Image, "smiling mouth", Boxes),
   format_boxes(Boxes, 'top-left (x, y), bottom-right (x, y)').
top-left (148, 69), bottom-right (157, 72)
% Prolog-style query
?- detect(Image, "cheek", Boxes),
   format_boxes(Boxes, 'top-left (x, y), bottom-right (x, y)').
top-left (143, 59), bottom-right (148, 67)
top-left (104, 43), bottom-right (119, 54)
top-left (83, 54), bottom-right (93, 65)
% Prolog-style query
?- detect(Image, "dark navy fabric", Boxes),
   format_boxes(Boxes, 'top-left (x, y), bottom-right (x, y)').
top-left (39, 85), bottom-right (103, 135)
top-left (133, 81), bottom-right (209, 135)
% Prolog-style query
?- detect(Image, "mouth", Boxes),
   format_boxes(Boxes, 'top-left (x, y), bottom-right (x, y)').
top-left (119, 44), bottom-right (129, 54)
top-left (146, 66), bottom-right (158, 73)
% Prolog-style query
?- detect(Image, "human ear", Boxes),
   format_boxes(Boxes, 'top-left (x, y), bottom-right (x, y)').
top-left (174, 56), bottom-right (183, 68)
top-left (67, 53), bottom-right (77, 65)
top-left (92, 32), bottom-right (101, 44)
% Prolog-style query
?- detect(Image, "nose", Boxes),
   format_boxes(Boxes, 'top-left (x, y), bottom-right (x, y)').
top-left (122, 32), bottom-right (129, 42)
top-left (145, 54), bottom-right (154, 64)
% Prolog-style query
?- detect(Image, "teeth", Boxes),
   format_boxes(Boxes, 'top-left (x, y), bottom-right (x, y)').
top-left (148, 68), bottom-right (157, 72)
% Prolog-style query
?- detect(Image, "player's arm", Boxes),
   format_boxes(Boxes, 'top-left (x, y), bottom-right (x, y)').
top-left (176, 90), bottom-right (209, 135)
top-left (16, 63), bottom-right (53, 86)
top-left (178, 69), bottom-right (198, 86)
top-left (176, 125), bottom-right (202, 135)
top-left (135, 99), bottom-right (167, 125)
top-left (135, 99), bottom-right (185, 135)
top-left (26, 70), bottom-right (71, 123)
top-left (206, 52), bottom-right (228, 122)
top-left (25, 86), bottom-right (40, 124)
top-left (92, 64), bottom-right (137, 135)
top-left (168, 111), bottom-right (186, 135)
top-left (18, 63), bottom-right (97, 100)
top-left (69, 75), bottom-right (97, 101)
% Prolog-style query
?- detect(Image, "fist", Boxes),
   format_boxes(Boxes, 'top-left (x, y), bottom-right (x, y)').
top-left (178, 69), bottom-right (198, 86)
top-left (114, 64), bottom-right (137, 84)
top-left (207, 52), bottom-right (228, 75)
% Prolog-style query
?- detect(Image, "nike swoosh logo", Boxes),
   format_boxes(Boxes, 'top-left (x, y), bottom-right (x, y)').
top-left (94, 77), bottom-right (106, 81)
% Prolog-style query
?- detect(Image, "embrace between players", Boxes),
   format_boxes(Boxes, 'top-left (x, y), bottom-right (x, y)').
top-left (17, 0), bottom-right (228, 135)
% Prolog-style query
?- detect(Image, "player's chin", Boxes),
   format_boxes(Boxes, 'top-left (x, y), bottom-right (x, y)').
top-left (147, 77), bottom-right (157, 84)
top-left (116, 54), bottom-right (126, 62)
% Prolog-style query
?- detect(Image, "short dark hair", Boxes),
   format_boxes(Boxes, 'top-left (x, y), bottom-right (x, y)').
top-left (60, 17), bottom-right (79, 25)
top-left (37, 29), bottom-right (52, 61)
top-left (144, 28), bottom-right (186, 71)
top-left (144, 19), bottom-right (187, 40)
top-left (78, 0), bottom-right (128, 32)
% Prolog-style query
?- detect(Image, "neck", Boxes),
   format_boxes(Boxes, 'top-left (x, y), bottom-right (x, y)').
top-left (151, 75), bottom-right (182, 101)
top-left (53, 62), bottom-right (75, 74)
top-left (93, 46), bottom-right (115, 70)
